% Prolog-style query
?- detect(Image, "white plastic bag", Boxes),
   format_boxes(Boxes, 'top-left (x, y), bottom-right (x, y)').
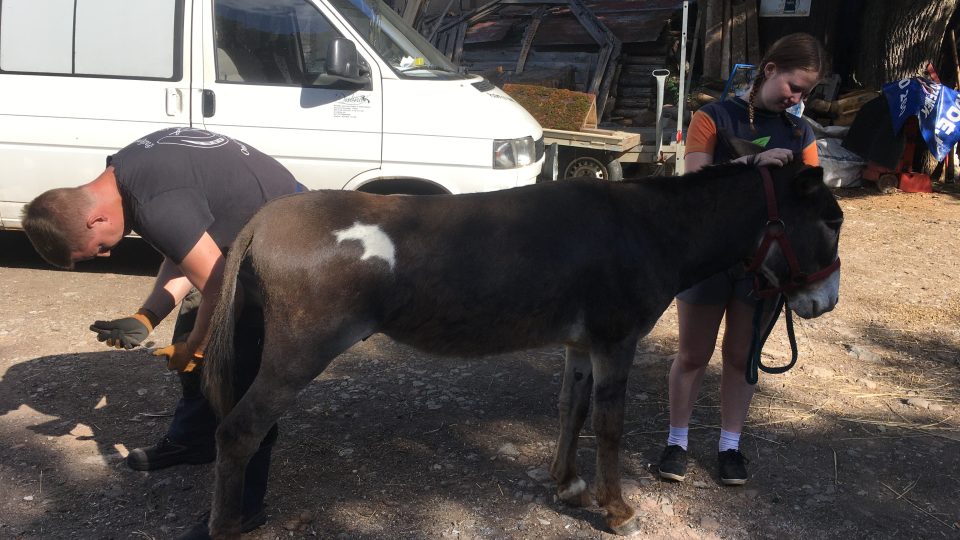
top-left (817, 138), bottom-right (864, 187)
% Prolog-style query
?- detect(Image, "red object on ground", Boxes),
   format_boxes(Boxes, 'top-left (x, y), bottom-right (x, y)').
top-left (862, 117), bottom-right (932, 193)
top-left (898, 171), bottom-right (932, 193)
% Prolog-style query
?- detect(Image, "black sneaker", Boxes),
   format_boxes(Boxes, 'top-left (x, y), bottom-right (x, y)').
top-left (126, 436), bottom-right (216, 471)
top-left (718, 449), bottom-right (749, 485)
top-left (177, 509), bottom-right (267, 540)
top-left (657, 444), bottom-right (688, 481)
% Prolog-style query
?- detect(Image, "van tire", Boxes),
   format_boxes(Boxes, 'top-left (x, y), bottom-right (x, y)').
top-left (560, 152), bottom-right (623, 182)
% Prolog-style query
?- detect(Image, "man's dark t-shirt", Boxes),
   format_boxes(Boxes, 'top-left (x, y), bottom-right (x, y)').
top-left (108, 128), bottom-right (301, 263)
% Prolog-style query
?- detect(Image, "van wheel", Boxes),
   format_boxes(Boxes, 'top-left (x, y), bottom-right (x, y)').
top-left (560, 153), bottom-right (623, 182)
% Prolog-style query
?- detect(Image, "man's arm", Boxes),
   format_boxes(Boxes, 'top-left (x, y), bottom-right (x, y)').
top-left (151, 231), bottom-right (225, 371)
top-left (89, 257), bottom-right (194, 349)
top-left (141, 257), bottom-right (194, 322)
top-left (175, 231), bottom-right (226, 354)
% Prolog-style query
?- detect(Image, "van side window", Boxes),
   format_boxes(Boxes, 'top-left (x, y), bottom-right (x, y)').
top-left (0, 0), bottom-right (182, 80)
top-left (215, 0), bottom-right (348, 86)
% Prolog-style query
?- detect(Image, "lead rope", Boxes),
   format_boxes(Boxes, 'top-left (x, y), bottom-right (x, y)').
top-left (746, 293), bottom-right (799, 385)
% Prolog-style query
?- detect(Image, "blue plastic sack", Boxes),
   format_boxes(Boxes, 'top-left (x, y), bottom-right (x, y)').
top-left (883, 77), bottom-right (960, 162)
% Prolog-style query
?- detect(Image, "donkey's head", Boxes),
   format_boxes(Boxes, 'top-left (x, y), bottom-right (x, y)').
top-left (753, 163), bottom-right (842, 319)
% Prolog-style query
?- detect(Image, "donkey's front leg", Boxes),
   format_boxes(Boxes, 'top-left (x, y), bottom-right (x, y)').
top-left (550, 345), bottom-right (593, 507)
top-left (591, 336), bottom-right (641, 536)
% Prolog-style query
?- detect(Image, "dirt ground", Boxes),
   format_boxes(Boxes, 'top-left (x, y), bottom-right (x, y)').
top-left (1, 183), bottom-right (959, 540)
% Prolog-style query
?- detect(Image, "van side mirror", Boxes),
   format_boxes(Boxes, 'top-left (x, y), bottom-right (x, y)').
top-left (326, 38), bottom-right (369, 85)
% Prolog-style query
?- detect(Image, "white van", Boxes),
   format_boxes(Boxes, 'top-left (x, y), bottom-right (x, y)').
top-left (0, 0), bottom-right (544, 229)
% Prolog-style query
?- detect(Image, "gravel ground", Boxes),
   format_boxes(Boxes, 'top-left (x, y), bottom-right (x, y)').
top-left (1, 185), bottom-right (959, 539)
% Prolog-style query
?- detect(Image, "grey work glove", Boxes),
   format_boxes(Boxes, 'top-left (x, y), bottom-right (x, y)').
top-left (731, 148), bottom-right (795, 168)
top-left (89, 310), bottom-right (155, 350)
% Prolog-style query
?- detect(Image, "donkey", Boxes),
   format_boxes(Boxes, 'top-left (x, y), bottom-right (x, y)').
top-left (201, 160), bottom-right (842, 538)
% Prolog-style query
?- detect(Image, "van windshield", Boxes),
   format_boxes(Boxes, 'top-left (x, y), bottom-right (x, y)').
top-left (326, 0), bottom-right (466, 79)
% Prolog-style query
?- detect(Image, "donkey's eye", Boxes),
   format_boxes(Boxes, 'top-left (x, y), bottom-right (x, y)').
top-left (824, 218), bottom-right (843, 232)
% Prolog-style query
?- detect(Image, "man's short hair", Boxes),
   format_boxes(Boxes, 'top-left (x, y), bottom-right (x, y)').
top-left (21, 187), bottom-right (96, 269)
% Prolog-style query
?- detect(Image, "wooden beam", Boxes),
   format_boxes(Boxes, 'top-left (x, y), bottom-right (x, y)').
top-left (516, 6), bottom-right (547, 74)
top-left (745, 0), bottom-right (760, 65)
top-left (703, 0), bottom-right (724, 79)
top-left (720, 0), bottom-right (731, 79)
top-left (402, 0), bottom-right (423, 25)
top-left (730, 0), bottom-right (747, 67)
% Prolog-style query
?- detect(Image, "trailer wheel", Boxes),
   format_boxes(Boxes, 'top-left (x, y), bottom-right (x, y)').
top-left (561, 153), bottom-right (623, 182)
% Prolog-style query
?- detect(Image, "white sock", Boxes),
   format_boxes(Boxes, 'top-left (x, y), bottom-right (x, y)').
top-left (667, 426), bottom-right (688, 451)
top-left (719, 429), bottom-right (741, 452)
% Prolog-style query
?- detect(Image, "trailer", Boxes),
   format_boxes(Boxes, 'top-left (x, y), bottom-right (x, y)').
top-left (417, 0), bottom-right (690, 179)
top-left (542, 126), bottom-right (678, 181)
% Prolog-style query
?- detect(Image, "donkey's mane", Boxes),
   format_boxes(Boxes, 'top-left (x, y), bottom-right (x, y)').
top-left (621, 161), bottom-right (755, 189)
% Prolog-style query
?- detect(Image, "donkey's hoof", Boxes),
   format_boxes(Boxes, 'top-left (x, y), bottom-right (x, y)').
top-left (557, 477), bottom-right (591, 507)
top-left (609, 513), bottom-right (642, 537)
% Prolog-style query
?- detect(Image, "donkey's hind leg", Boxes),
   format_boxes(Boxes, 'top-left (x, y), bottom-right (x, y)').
top-left (591, 335), bottom-right (641, 536)
top-left (550, 345), bottom-right (593, 507)
top-left (208, 328), bottom-right (362, 538)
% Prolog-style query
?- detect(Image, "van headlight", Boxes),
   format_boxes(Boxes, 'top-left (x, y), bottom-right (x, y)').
top-left (493, 136), bottom-right (535, 169)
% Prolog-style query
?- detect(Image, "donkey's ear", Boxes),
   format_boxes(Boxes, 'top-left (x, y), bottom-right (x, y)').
top-left (718, 128), bottom-right (765, 158)
top-left (793, 166), bottom-right (824, 195)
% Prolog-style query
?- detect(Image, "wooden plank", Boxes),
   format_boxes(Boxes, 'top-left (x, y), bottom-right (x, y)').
top-left (402, 0), bottom-right (423, 25)
top-left (730, 0), bottom-right (747, 67)
top-left (516, 6), bottom-right (547, 74)
top-left (744, 0), bottom-right (760, 65)
top-left (453, 22), bottom-right (468, 64)
top-left (703, 0), bottom-right (724, 79)
top-left (542, 127), bottom-right (640, 150)
top-left (720, 0), bottom-right (731, 79)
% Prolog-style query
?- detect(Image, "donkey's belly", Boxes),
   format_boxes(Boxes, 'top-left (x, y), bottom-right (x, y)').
top-left (381, 301), bottom-right (580, 357)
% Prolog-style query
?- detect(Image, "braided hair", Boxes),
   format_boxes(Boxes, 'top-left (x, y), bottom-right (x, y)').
top-left (747, 33), bottom-right (828, 137)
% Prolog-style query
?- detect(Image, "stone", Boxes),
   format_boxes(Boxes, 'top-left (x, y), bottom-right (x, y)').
top-left (620, 479), bottom-right (643, 500)
top-left (526, 467), bottom-right (553, 484)
top-left (847, 345), bottom-right (882, 363)
top-left (498, 443), bottom-right (520, 456)
top-left (700, 515), bottom-right (720, 530)
top-left (811, 367), bottom-right (835, 378)
top-left (905, 397), bottom-right (930, 409)
top-left (859, 378), bottom-right (878, 390)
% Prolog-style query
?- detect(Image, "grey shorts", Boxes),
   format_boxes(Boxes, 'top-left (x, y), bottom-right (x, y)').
top-left (676, 265), bottom-right (755, 305)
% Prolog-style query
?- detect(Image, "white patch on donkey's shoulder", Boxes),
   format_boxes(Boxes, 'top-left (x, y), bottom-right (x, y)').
top-left (333, 222), bottom-right (396, 270)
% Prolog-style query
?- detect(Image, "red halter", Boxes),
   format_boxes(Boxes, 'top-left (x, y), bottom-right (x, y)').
top-left (746, 167), bottom-right (841, 298)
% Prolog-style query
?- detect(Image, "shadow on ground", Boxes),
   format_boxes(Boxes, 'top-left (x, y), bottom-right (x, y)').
top-left (1, 330), bottom-right (957, 539)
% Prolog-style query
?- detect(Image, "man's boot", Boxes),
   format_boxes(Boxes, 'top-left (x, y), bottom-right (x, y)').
top-left (126, 369), bottom-right (217, 471)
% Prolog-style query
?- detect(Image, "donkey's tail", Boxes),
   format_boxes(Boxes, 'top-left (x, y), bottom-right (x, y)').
top-left (202, 220), bottom-right (257, 418)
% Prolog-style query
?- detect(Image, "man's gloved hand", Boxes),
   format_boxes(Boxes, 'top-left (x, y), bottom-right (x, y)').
top-left (89, 309), bottom-right (157, 349)
top-left (152, 342), bottom-right (204, 373)
top-left (731, 148), bottom-right (795, 168)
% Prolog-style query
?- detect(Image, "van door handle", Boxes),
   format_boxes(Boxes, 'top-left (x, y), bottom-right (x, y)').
top-left (165, 88), bottom-right (183, 116)
top-left (202, 90), bottom-right (216, 118)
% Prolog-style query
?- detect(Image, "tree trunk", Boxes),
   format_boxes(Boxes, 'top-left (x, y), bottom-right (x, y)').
top-left (856, 0), bottom-right (959, 89)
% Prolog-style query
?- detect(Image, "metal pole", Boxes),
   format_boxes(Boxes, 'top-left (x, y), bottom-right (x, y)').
top-left (675, 0), bottom-right (688, 175)
top-left (653, 69), bottom-right (670, 160)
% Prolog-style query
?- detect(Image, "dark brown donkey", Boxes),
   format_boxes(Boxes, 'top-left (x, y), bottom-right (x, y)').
top-left (202, 160), bottom-right (843, 538)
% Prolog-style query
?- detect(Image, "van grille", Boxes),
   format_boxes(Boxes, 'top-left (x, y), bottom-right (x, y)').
top-left (535, 137), bottom-right (544, 160)
top-left (472, 79), bottom-right (496, 92)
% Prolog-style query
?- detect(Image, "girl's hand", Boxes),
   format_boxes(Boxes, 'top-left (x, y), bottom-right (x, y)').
top-left (732, 148), bottom-right (794, 168)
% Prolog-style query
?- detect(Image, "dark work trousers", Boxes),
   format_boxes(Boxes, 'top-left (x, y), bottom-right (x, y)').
top-left (166, 287), bottom-right (278, 517)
